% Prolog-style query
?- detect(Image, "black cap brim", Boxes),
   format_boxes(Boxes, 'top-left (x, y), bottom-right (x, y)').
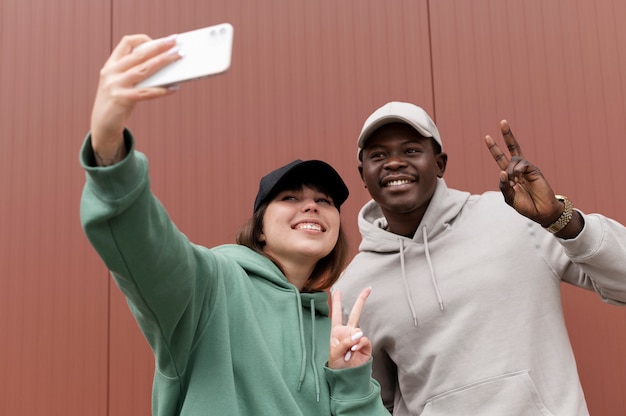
top-left (253, 160), bottom-right (349, 213)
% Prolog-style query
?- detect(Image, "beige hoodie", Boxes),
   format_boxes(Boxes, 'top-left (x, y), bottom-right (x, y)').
top-left (335, 178), bottom-right (626, 416)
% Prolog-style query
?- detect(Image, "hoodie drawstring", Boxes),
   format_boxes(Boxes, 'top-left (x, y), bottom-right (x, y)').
top-left (296, 292), bottom-right (307, 391)
top-left (423, 226), bottom-right (445, 311)
top-left (399, 239), bottom-right (419, 326)
top-left (295, 293), bottom-right (322, 402)
top-left (309, 299), bottom-right (321, 402)
top-left (398, 227), bottom-right (446, 326)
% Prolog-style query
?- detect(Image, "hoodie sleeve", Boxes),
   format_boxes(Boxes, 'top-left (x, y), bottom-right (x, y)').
top-left (557, 212), bottom-right (626, 305)
top-left (324, 359), bottom-right (390, 415)
top-left (79, 130), bottom-right (217, 378)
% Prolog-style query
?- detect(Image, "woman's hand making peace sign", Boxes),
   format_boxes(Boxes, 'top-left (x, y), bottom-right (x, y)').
top-left (328, 287), bottom-right (373, 369)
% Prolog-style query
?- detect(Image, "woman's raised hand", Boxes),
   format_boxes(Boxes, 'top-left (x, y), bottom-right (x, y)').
top-left (329, 287), bottom-right (373, 369)
top-left (90, 34), bottom-right (182, 165)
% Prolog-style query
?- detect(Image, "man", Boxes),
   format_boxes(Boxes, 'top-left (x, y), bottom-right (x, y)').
top-left (334, 101), bottom-right (626, 415)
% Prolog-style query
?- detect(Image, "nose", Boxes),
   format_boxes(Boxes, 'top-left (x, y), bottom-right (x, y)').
top-left (384, 154), bottom-right (408, 170)
top-left (302, 198), bottom-right (319, 213)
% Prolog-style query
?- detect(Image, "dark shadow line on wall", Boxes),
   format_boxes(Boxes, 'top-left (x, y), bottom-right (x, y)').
top-left (107, 272), bottom-right (112, 416)
top-left (426, 0), bottom-right (437, 122)
top-left (107, 4), bottom-right (114, 414)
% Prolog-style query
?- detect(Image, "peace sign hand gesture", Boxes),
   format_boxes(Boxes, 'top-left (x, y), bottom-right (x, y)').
top-left (328, 287), bottom-right (372, 369)
top-left (484, 120), bottom-right (564, 228)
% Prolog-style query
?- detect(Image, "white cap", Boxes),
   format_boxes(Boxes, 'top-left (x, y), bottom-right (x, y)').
top-left (357, 101), bottom-right (442, 159)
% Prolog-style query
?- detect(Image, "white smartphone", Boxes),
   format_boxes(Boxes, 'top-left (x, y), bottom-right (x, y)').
top-left (134, 23), bottom-right (234, 88)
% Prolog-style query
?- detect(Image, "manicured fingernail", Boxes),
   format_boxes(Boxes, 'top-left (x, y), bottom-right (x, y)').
top-left (168, 47), bottom-right (183, 56)
top-left (351, 331), bottom-right (363, 342)
top-left (344, 351), bottom-right (352, 362)
top-left (351, 344), bottom-right (359, 351)
top-left (163, 34), bottom-right (178, 43)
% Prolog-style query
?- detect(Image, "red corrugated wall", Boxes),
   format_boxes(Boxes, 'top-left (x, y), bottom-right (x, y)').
top-left (1, 0), bottom-right (624, 414)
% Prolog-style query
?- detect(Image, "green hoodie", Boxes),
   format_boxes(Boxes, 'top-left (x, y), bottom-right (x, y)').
top-left (79, 132), bottom-right (388, 416)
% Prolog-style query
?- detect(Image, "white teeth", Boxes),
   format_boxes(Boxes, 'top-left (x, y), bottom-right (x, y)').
top-left (386, 179), bottom-right (411, 187)
top-left (297, 223), bottom-right (322, 231)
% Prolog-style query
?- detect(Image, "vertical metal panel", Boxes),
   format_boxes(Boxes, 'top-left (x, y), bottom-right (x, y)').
top-left (0, 0), bottom-right (111, 415)
top-left (105, 1), bottom-right (433, 413)
top-left (108, 0), bottom-right (434, 242)
top-left (430, 1), bottom-right (626, 414)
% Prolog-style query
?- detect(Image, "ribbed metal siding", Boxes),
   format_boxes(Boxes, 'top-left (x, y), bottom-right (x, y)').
top-left (431, 2), bottom-right (626, 414)
top-left (1, 0), bottom-right (624, 415)
top-left (0, 0), bottom-right (112, 415)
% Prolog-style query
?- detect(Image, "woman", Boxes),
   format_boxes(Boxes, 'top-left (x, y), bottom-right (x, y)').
top-left (80, 34), bottom-right (388, 415)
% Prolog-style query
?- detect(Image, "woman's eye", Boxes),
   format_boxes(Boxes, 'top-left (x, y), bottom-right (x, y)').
top-left (281, 195), bottom-right (297, 201)
top-left (316, 198), bottom-right (333, 205)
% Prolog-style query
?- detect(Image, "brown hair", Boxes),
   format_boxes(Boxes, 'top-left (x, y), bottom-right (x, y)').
top-left (236, 199), bottom-right (349, 293)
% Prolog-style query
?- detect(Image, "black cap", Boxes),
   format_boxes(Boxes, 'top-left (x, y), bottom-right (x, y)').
top-left (253, 160), bottom-right (349, 213)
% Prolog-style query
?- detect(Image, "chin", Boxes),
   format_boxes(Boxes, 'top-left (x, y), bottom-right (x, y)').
top-left (379, 198), bottom-right (418, 211)
top-left (303, 247), bottom-right (333, 259)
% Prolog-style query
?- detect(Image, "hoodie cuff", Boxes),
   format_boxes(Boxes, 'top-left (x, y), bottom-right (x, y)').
top-left (79, 129), bottom-right (148, 201)
top-left (559, 211), bottom-right (602, 259)
top-left (324, 359), bottom-right (377, 400)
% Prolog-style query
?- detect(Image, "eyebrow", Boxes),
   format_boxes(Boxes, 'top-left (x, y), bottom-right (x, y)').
top-left (366, 138), bottom-right (426, 149)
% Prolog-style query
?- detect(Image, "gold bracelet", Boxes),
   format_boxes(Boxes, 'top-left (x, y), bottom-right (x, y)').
top-left (544, 195), bottom-right (573, 234)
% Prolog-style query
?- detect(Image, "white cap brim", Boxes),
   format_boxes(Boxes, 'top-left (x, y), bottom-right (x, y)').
top-left (357, 101), bottom-right (442, 158)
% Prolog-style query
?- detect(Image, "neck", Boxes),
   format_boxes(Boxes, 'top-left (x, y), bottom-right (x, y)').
top-left (275, 257), bottom-right (316, 291)
top-left (383, 209), bottom-right (425, 238)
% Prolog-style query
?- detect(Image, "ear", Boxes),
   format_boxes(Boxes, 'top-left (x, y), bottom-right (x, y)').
top-left (436, 152), bottom-right (448, 178)
top-left (358, 164), bottom-right (365, 182)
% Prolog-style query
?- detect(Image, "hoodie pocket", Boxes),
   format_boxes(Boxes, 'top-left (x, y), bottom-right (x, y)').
top-left (421, 370), bottom-right (555, 416)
